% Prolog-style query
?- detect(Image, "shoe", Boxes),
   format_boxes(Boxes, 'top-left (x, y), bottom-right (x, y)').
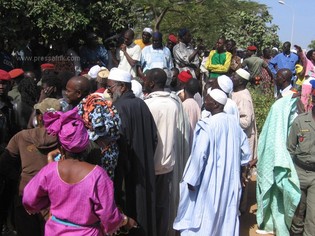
top-left (256, 229), bottom-right (275, 235)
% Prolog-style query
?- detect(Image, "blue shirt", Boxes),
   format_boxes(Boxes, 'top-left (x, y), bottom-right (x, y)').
top-left (268, 52), bottom-right (299, 75)
top-left (80, 45), bottom-right (108, 69)
top-left (140, 45), bottom-right (174, 72)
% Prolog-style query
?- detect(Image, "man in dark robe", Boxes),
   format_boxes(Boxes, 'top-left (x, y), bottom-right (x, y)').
top-left (107, 68), bottom-right (157, 236)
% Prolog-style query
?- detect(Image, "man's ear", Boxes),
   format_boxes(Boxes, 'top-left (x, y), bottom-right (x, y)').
top-left (149, 80), bottom-right (155, 89)
top-left (77, 90), bottom-right (82, 99)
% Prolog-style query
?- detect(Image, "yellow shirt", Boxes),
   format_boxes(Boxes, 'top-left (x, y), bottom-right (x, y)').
top-left (134, 39), bottom-right (151, 49)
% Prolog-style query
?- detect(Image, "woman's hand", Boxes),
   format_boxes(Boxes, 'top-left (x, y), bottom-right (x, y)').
top-left (124, 216), bottom-right (138, 230)
top-left (47, 149), bottom-right (61, 163)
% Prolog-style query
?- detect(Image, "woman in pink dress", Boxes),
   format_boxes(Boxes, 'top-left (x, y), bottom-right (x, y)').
top-left (22, 109), bottom-right (136, 235)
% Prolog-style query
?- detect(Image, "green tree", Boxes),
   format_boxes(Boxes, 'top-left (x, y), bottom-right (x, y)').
top-left (308, 40), bottom-right (315, 49)
top-left (131, 0), bottom-right (280, 49)
top-left (0, 0), bottom-right (135, 49)
top-left (220, 8), bottom-right (280, 50)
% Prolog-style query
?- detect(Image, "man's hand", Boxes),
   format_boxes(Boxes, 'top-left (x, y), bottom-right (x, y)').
top-left (120, 44), bottom-right (127, 52)
top-left (241, 165), bottom-right (249, 187)
top-left (294, 45), bottom-right (302, 53)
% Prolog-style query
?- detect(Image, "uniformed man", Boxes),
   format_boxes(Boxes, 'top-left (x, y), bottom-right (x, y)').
top-left (287, 106), bottom-right (315, 236)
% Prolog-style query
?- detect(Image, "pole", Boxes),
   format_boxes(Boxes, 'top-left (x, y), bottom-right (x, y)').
top-left (278, 1), bottom-right (295, 46)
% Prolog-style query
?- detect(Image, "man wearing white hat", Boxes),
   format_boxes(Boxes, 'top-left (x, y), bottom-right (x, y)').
top-left (107, 67), bottom-right (157, 236)
top-left (232, 68), bottom-right (257, 165)
top-left (174, 88), bottom-right (250, 236)
top-left (214, 75), bottom-right (240, 123)
top-left (231, 68), bottom-right (258, 214)
top-left (134, 27), bottom-right (153, 50)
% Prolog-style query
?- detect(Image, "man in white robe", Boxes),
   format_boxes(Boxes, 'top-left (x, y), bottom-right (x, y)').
top-left (144, 68), bottom-right (190, 236)
top-left (173, 89), bottom-right (250, 236)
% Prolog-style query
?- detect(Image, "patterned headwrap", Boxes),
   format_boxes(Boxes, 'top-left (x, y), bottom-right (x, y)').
top-left (77, 93), bottom-right (121, 141)
top-left (77, 93), bottom-right (121, 179)
top-left (43, 108), bottom-right (89, 153)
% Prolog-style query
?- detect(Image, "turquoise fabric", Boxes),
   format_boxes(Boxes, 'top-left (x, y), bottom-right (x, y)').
top-left (257, 94), bottom-right (301, 236)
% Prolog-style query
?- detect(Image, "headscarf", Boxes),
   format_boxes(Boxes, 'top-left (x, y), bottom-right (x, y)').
top-left (77, 93), bottom-right (121, 141)
top-left (77, 93), bottom-right (121, 179)
top-left (43, 108), bottom-right (89, 153)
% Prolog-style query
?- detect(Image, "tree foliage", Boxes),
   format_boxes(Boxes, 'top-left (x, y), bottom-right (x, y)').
top-left (308, 40), bottom-right (315, 50)
top-left (131, 0), bottom-right (280, 50)
top-left (0, 0), bottom-right (281, 52)
top-left (220, 7), bottom-right (280, 50)
top-left (0, 0), bottom-right (135, 49)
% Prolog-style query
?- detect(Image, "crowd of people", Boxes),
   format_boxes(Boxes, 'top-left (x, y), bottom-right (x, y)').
top-left (0, 26), bottom-right (315, 236)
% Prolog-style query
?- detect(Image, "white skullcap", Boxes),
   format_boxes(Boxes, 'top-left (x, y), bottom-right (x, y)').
top-left (143, 27), bottom-right (153, 35)
top-left (217, 75), bottom-right (233, 94)
top-left (290, 49), bottom-right (297, 54)
top-left (207, 88), bottom-right (227, 105)
top-left (131, 80), bottom-right (144, 99)
top-left (108, 68), bottom-right (131, 83)
top-left (88, 65), bottom-right (101, 79)
top-left (272, 47), bottom-right (278, 52)
top-left (236, 68), bottom-right (250, 81)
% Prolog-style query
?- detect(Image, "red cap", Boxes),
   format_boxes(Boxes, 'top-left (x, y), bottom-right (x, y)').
top-left (168, 34), bottom-right (177, 44)
top-left (178, 70), bottom-right (193, 83)
top-left (40, 63), bottom-right (55, 70)
top-left (0, 69), bottom-right (11, 81)
top-left (9, 68), bottom-right (24, 79)
top-left (247, 45), bottom-right (257, 51)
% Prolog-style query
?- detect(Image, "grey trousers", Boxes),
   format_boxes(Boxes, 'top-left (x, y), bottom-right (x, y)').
top-left (290, 165), bottom-right (315, 236)
top-left (156, 171), bottom-right (173, 236)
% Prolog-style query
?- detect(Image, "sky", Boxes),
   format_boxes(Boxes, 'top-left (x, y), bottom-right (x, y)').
top-left (257, 0), bottom-right (315, 49)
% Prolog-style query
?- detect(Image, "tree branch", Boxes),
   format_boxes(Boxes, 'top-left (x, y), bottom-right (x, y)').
top-left (155, 7), bottom-right (169, 31)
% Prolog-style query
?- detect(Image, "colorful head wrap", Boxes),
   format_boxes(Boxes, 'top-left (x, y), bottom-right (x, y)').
top-left (77, 93), bottom-right (121, 142)
top-left (77, 93), bottom-right (121, 179)
top-left (43, 108), bottom-right (89, 153)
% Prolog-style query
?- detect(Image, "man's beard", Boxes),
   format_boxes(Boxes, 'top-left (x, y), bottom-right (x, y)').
top-left (112, 90), bottom-right (122, 102)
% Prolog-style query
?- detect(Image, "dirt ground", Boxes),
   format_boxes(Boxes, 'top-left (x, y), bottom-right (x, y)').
top-left (239, 175), bottom-right (274, 236)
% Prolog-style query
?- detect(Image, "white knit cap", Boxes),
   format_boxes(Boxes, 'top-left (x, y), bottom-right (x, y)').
top-left (217, 75), bottom-right (233, 94)
top-left (88, 65), bottom-right (101, 79)
top-left (131, 80), bottom-right (144, 99)
top-left (108, 68), bottom-right (131, 83)
top-left (272, 47), bottom-right (278, 52)
top-left (207, 88), bottom-right (227, 105)
top-left (143, 27), bottom-right (153, 35)
top-left (236, 68), bottom-right (250, 81)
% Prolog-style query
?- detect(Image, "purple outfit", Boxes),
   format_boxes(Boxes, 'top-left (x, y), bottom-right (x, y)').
top-left (23, 162), bottom-right (122, 235)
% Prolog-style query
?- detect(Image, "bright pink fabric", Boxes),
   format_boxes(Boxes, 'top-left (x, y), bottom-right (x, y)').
top-left (301, 82), bottom-right (313, 112)
top-left (23, 162), bottom-right (123, 235)
top-left (43, 108), bottom-right (89, 153)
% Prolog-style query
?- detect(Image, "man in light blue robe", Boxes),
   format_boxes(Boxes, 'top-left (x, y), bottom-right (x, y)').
top-left (173, 88), bottom-right (250, 236)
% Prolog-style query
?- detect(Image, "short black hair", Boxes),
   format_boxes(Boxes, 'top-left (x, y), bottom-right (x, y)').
top-left (146, 68), bottom-right (167, 88)
top-left (185, 79), bottom-right (200, 96)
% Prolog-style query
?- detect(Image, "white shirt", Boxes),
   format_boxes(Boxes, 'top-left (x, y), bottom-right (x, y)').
top-left (117, 43), bottom-right (141, 77)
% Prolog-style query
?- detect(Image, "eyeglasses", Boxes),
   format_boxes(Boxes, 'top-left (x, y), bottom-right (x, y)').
top-left (106, 84), bottom-right (118, 90)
